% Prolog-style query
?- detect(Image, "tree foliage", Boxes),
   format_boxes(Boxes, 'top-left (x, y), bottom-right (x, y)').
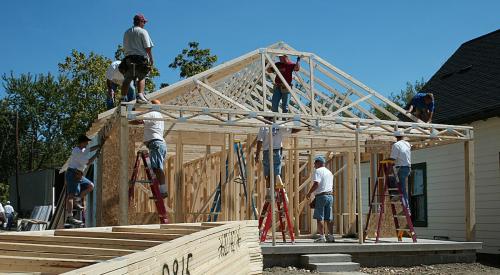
top-left (169, 42), bottom-right (218, 78)
top-left (372, 78), bottom-right (426, 120)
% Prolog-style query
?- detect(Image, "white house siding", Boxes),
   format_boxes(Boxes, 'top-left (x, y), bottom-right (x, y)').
top-left (412, 117), bottom-right (500, 254)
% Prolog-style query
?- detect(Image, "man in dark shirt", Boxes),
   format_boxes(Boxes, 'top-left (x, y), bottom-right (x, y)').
top-left (407, 92), bottom-right (435, 123)
top-left (267, 55), bottom-right (300, 113)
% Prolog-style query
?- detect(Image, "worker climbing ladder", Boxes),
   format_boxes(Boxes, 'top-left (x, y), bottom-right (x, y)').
top-left (129, 150), bottom-right (169, 224)
top-left (208, 140), bottom-right (258, 221)
top-left (258, 182), bottom-right (295, 243)
top-left (364, 159), bottom-right (417, 243)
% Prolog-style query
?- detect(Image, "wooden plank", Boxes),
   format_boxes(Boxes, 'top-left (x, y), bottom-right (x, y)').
top-left (54, 230), bottom-right (182, 242)
top-left (119, 106), bottom-right (129, 225)
top-left (464, 140), bottom-right (476, 241)
top-left (347, 152), bottom-right (355, 234)
top-left (0, 241), bottom-right (133, 257)
top-left (175, 138), bottom-right (184, 223)
top-left (197, 80), bottom-right (251, 111)
top-left (0, 255), bottom-right (96, 274)
top-left (355, 128), bottom-right (363, 243)
top-left (111, 227), bottom-right (201, 235)
top-left (0, 249), bottom-right (112, 261)
top-left (293, 137), bottom-right (300, 235)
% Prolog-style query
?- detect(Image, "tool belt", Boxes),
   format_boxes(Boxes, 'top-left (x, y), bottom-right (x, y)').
top-left (316, 191), bottom-right (333, 197)
top-left (274, 83), bottom-right (290, 93)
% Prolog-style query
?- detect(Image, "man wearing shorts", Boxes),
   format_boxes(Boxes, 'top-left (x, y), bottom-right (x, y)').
top-left (65, 135), bottom-right (98, 225)
top-left (306, 156), bottom-right (335, 243)
top-left (120, 13), bottom-right (154, 104)
top-left (131, 99), bottom-right (168, 197)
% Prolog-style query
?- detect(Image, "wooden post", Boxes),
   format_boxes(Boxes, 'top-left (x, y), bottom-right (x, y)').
top-left (261, 52), bottom-right (267, 111)
top-left (228, 134), bottom-right (235, 220)
top-left (339, 155), bottom-right (344, 235)
top-left (347, 152), bottom-right (355, 234)
top-left (220, 135), bottom-right (227, 221)
top-left (119, 106), bottom-right (129, 225)
top-left (355, 129), bottom-right (363, 243)
top-left (464, 140), bottom-right (476, 241)
top-left (246, 135), bottom-right (254, 220)
top-left (309, 56), bottom-right (315, 116)
top-left (309, 139), bottom-right (316, 235)
top-left (268, 125), bottom-right (276, 245)
top-left (293, 137), bottom-right (300, 235)
top-left (174, 137), bottom-right (184, 223)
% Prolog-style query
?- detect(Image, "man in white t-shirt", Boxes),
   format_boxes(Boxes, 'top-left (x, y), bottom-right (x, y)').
top-left (255, 120), bottom-right (295, 201)
top-left (4, 201), bottom-right (14, 229)
top-left (131, 99), bottom-right (168, 197)
top-left (0, 203), bottom-right (5, 225)
top-left (105, 61), bottom-right (135, 109)
top-left (389, 132), bottom-right (412, 211)
top-left (306, 155), bottom-right (335, 243)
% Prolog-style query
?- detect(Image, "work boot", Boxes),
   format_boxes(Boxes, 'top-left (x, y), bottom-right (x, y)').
top-left (136, 93), bottom-right (150, 104)
top-left (66, 216), bottom-right (83, 225)
top-left (314, 235), bottom-right (326, 243)
top-left (73, 202), bottom-right (84, 211)
top-left (326, 234), bottom-right (336, 243)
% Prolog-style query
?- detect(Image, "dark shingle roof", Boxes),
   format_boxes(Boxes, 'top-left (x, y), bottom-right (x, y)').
top-left (422, 29), bottom-right (500, 124)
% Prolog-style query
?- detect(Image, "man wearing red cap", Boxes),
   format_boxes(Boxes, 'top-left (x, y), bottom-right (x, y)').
top-left (120, 13), bottom-right (154, 104)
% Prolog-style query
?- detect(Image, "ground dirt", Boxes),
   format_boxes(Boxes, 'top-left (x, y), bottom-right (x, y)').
top-left (264, 263), bottom-right (500, 275)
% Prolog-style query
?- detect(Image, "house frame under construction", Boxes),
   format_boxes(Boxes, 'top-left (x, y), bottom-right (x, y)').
top-left (86, 42), bottom-right (476, 244)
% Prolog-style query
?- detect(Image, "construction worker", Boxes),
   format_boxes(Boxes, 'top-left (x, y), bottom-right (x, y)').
top-left (389, 132), bottom-right (412, 213)
top-left (105, 60), bottom-right (136, 109)
top-left (65, 135), bottom-right (98, 225)
top-left (0, 202), bottom-right (5, 226)
top-left (306, 156), bottom-right (335, 243)
top-left (4, 201), bottom-right (14, 229)
top-left (131, 99), bottom-right (168, 197)
top-left (119, 13), bottom-right (154, 104)
top-left (406, 92), bottom-right (435, 123)
top-left (267, 55), bottom-right (300, 113)
top-left (255, 119), bottom-right (297, 200)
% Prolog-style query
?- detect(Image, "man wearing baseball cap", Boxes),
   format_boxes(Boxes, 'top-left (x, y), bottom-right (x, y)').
top-left (266, 55), bottom-right (301, 114)
top-left (119, 13), bottom-right (154, 104)
top-left (306, 155), bottom-right (335, 243)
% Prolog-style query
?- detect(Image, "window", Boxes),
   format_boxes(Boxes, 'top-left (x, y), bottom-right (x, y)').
top-left (408, 162), bottom-right (428, 227)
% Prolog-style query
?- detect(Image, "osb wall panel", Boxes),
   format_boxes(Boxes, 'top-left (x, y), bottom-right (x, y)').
top-left (101, 119), bottom-right (120, 226)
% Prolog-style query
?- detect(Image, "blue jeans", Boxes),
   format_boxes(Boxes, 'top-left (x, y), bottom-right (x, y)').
top-left (313, 194), bottom-right (333, 221)
top-left (271, 85), bottom-right (291, 113)
top-left (66, 168), bottom-right (94, 196)
top-left (397, 166), bottom-right (411, 208)
top-left (262, 149), bottom-right (282, 177)
top-left (147, 140), bottom-right (167, 170)
top-left (107, 82), bottom-right (135, 109)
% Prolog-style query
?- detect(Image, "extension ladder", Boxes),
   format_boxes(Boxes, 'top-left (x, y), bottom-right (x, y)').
top-left (129, 150), bottom-right (169, 224)
top-left (364, 159), bottom-right (417, 243)
top-left (258, 183), bottom-right (295, 243)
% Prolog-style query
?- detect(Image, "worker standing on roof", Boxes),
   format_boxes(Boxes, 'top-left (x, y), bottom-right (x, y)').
top-left (306, 156), bottom-right (335, 243)
top-left (119, 13), bottom-right (154, 104)
top-left (406, 92), bottom-right (435, 123)
top-left (267, 55), bottom-right (300, 113)
top-left (389, 132), bottom-right (412, 213)
top-left (65, 135), bottom-right (98, 225)
top-left (4, 201), bottom-right (14, 229)
top-left (105, 60), bottom-right (136, 109)
top-left (131, 99), bottom-right (168, 198)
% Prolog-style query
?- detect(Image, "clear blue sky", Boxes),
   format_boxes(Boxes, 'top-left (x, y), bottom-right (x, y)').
top-left (2, 0), bottom-right (499, 98)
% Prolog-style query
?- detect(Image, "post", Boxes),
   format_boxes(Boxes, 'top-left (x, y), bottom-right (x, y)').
top-left (464, 140), bottom-right (476, 241)
top-left (309, 139), bottom-right (316, 234)
top-left (15, 111), bottom-right (21, 213)
top-left (347, 152), bottom-right (355, 234)
top-left (174, 137), bottom-right (184, 222)
top-left (293, 137), bottom-right (300, 235)
top-left (119, 106), bottom-right (129, 225)
top-left (228, 134), bottom-right (235, 220)
top-left (246, 134), bottom-right (255, 220)
top-left (261, 52), bottom-right (267, 111)
top-left (220, 135), bottom-right (227, 220)
top-left (355, 128), bottom-right (364, 243)
top-left (268, 125), bottom-right (276, 245)
top-left (309, 56), bottom-right (315, 116)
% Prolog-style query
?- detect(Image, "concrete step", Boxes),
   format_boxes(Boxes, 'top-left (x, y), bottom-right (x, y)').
top-left (300, 253), bottom-right (352, 264)
top-left (310, 262), bottom-right (360, 272)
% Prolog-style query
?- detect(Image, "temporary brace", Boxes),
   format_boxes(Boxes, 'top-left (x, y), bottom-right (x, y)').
top-left (258, 183), bottom-right (295, 243)
top-left (364, 159), bottom-right (417, 243)
top-left (129, 150), bottom-right (169, 224)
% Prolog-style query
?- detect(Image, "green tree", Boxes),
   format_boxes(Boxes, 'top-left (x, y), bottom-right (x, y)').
top-left (114, 45), bottom-right (160, 92)
top-left (372, 78), bottom-right (426, 120)
top-left (169, 42), bottom-right (218, 78)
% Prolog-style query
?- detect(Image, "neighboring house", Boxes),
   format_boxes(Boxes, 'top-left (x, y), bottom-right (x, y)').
top-left (363, 29), bottom-right (500, 256)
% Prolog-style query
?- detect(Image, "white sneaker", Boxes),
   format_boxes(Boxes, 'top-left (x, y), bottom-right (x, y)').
top-left (136, 93), bottom-right (150, 104)
top-left (314, 235), bottom-right (326, 243)
top-left (66, 216), bottom-right (83, 225)
top-left (326, 234), bottom-right (335, 243)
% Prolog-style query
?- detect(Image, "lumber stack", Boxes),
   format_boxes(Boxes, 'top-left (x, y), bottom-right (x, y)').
top-left (0, 220), bottom-right (262, 275)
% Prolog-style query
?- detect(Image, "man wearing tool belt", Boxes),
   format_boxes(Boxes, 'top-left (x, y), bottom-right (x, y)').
top-left (306, 155), bottom-right (335, 243)
top-left (267, 55), bottom-right (300, 113)
top-left (389, 132), bottom-right (412, 213)
top-left (119, 13), bottom-right (154, 104)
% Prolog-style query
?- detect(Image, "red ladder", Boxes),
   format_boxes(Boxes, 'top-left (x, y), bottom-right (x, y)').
top-left (129, 150), bottom-right (169, 224)
top-left (258, 185), bottom-right (295, 243)
top-left (364, 160), bottom-right (417, 242)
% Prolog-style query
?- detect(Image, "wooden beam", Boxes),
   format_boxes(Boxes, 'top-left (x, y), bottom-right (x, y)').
top-left (54, 230), bottom-right (181, 242)
top-left (309, 57), bottom-right (315, 116)
top-left (347, 152), bottom-right (355, 234)
top-left (175, 138), bottom-right (184, 223)
top-left (197, 80), bottom-right (250, 111)
top-left (355, 128), bottom-right (363, 243)
top-left (293, 137), bottom-right (300, 235)
top-left (464, 140), bottom-right (476, 241)
top-left (0, 256), bottom-right (96, 274)
top-left (119, 106), bottom-right (129, 225)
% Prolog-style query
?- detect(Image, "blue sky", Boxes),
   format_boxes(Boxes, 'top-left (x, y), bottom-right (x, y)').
top-left (2, 0), bottom-right (499, 98)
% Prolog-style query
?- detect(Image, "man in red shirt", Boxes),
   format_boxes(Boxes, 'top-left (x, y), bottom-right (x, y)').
top-left (267, 55), bottom-right (300, 113)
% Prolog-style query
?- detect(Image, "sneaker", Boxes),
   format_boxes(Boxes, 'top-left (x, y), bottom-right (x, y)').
top-left (73, 202), bottom-right (84, 211)
top-left (121, 96), bottom-right (129, 102)
top-left (161, 192), bottom-right (168, 199)
top-left (314, 236), bottom-right (326, 243)
top-left (391, 195), bottom-right (400, 202)
top-left (136, 93), bottom-right (150, 104)
top-left (66, 216), bottom-right (83, 225)
top-left (326, 234), bottom-right (336, 243)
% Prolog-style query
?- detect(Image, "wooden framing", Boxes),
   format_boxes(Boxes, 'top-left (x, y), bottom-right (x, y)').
top-left (0, 221), bottom-right (261, 274)
top-left (86, 42), bottom-right (475, 246)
